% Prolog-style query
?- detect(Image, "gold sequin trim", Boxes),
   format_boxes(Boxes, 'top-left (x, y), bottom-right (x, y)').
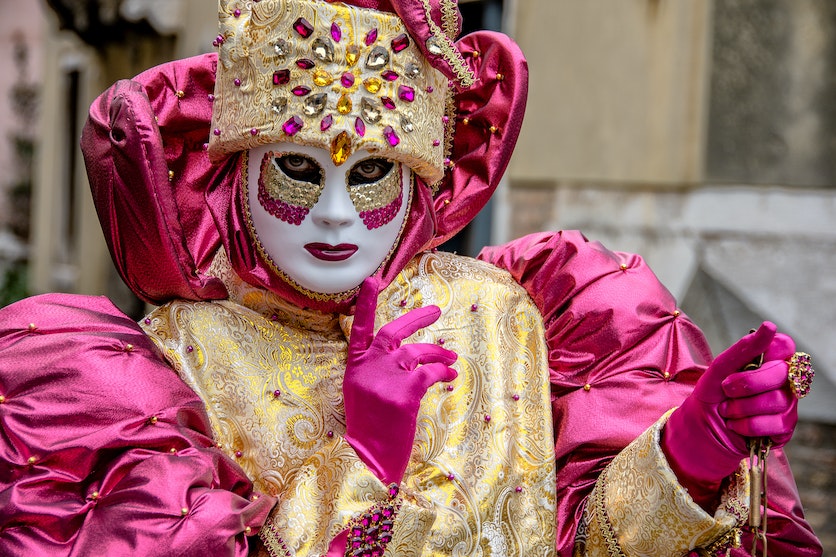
top-left (590, 464), bottom-right (628, 557)
top-left (260, 151), bottom-right (325, 209)
top-left (346, 162), bottom-right (402, 212)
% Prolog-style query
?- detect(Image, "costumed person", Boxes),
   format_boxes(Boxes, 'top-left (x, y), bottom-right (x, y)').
top-left (0, 0), bottom-right (823, 555)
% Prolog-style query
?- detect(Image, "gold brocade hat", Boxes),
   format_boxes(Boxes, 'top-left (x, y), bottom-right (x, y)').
top-left (208, 0), bottom-right (450, 183)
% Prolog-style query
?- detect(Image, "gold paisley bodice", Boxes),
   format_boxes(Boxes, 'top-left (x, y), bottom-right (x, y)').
top-left (142, 250), bottom-right (557, 556)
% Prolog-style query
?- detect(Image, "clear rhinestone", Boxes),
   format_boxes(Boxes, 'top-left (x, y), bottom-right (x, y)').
top-left (365, 46), bottom-right (389, 70)
top-left (312, 38), bottom-right (335, 63)
top-left (304, 93), bottom-right (328, 116)
top-left (361, 98), bottom-right (382, 123)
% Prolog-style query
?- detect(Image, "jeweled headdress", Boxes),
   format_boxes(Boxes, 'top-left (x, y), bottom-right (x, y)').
top-left (208, 0), bottom-right (466, 184)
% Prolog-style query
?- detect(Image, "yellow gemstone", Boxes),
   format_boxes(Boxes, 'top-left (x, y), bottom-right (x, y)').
top-left (364, 77), bottom-right (382, 94)
top-left (337, 93), bottom-right (353, 115)
top-left (313, 69), bottom-right (333, 87)
top-left (331, 131), bottom-right (352, 166)
top-left (346, 45), bottom-right (360, 67)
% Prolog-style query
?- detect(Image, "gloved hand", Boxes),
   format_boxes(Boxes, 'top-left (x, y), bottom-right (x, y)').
top-left (661, 322), bottom-right (798, 509)
top-left (343, 277), bottom-right (458, 486)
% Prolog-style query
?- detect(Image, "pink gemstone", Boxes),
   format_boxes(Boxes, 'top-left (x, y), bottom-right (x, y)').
top-left (355, 117), bottom-right (366, 137)
top-left (293, 17), bottom-right (314, 38)
top-left (203, 143), bottom-right (209, 150)
top-left (426, 86), bottom-right (434, 93)
top-left (470, 303), bottom-right (478, 311)
top-left (208, 94), bottom-right (215, 102)
top-left (383, 125), bottom-right (400, 146)
top-left (235, 451), bottom-right (242, 458)
top-left (320, 114), bottom-right (333, 131)
top-left (484, 415), bottom-right (491, 423)
top-left (391, 33), bottom-right (410, 52)
top-left (398, 85), bottom-right (415, 102)
top-left (234, 9), bottom-right (241, 17)
top-left (327, 430), bottom-right (334, 438)
top-left (296, 58), bottom-right (315, 69)
top-left (282, 116), bottom-right (304, 135)
top-left (381, 97), bottom-right (396, 110)
top-left (234, 78), bottom-right (242, 86)
top-left (365, 28), bottom-right (378, 46)
top-left (144, 318), bottom-right (151, 324)
top-left (437, 338), bottom-right (445, 345)
top-left (447, 473), bottom-right (455, 481)
top-left (515, 486), bottom-right (523, 493)
top-left (331, 22), bottom-right (342, 42)
top-left (381, 70), bottom-right (398, 81)
top-left (433, 139), bottom-right (441, 147)
top-left (213, 128), bottom-right (221, 136)
top-left (341, 72), bottom-right (355, 87)
top-left (250, 128), bottom-right (259, 136)
top-left (442, 115), bottom-right (449, 124)
top-left (446, 385), bottom-right (454, 392)
top-left (273, 390), bottom-right (281, 398)
top-left (273, 69), bottom-right (290, 86)
top-left (291, 86), bottom-right (311, 96)
top-left (187, 345), bottom-right (194, 353)
top-left (512, 394), bottom-right (520, 401)
top-left (399, 300), bottom-right (407, 307)
top-left (319, 114), bottom-right (334, 131)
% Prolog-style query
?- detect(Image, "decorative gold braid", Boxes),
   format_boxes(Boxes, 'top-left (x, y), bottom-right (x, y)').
top-left (419, 0), bottom-right (475, 88)
top-left (590, 464), bottom-right (628, 557)
top-left (259, 516), bottom-right (293, 557)
top-left (241, 151), bottom-right (413, 303)
top-left (439, 0), bottom-right (459, 39)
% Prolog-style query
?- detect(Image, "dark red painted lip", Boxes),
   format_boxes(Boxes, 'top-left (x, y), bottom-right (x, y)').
top-left (304, 243), bottom-right (359, 262)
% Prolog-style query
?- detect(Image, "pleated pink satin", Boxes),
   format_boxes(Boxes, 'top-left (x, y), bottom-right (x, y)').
top-left (0, 294), bottom-right (274, 555)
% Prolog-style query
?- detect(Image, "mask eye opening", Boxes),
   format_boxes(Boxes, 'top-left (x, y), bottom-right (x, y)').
top-left (274, 153), bottom-right (324, 184)
top-left (347, 157), bottom-right (395, 186)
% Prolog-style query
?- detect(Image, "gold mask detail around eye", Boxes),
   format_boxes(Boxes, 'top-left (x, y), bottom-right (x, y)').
top-left (346, 162), bottom-right (402, 213)
top-left (259, 151), bottom-right (325, 210)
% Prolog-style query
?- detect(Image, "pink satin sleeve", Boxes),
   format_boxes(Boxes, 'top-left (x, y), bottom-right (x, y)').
top-left (0, 294), bottom-right (275, 556)
top-left (478, 230), bottom-right (821, 556)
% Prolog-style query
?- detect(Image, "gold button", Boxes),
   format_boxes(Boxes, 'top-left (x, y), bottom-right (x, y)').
top-left (125, 344), bottom-right (134, 352)
top-left (620, 264), bottom-right (628, 271)
top-left (91, 491), bottom-right (100, 500)
top-left (663, 372), bottom-right (671, 380)
top-left (0, 395), bottom-right (5, 404)
top-left (27, 456), bottom-right (37, 465)
top-left (251, 495), bottom-right (259, 501)
top-left (150, 416), bottom-right (159, 425)
top-left (472, 50), bottom-right (480, 57)
top-left (673, 310), bottom-right (681, 317)
top-left (176, 90), bottom-right (185, 99)
top-left (496, 73), bottom-right (505, 81)
top-left (462, 118), bottom-right (470, 126)
top-left (489, 125), bottom-right (498, 134)
top-left (244, 526), bottom-right (252, 535)
top-left (583, 384), bottom-right (591, 392)
top-left (28, 323), bottom-right (37, 332)
top-left (181, 507), bottom-right (189, 516)
top-left (170, 448), bottom-right (177, 454)
top-left (168, 170), bottom-right (175, 182)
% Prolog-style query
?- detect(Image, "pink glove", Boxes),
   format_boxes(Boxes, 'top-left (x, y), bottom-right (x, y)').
top-left (343, 277), bottom-right (458, 486)
top-left (662, 322), bottom-right (798, 509)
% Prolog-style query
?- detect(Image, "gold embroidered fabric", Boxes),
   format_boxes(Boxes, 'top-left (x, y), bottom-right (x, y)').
top-left (142, 250), bottom-right (558, 556)
top-left (578, 411), bottom-right (749, 556)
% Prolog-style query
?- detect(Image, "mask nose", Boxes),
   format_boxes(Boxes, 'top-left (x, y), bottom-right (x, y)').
top-left (310, 173), bottom-right (356, 228)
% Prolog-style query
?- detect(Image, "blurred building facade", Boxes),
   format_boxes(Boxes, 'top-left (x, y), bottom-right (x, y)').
top-left (6, 0), bottom-right (834, 550)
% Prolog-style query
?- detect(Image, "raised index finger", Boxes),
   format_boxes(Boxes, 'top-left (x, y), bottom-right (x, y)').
top-left (376, 305), bottom-right (442, 349)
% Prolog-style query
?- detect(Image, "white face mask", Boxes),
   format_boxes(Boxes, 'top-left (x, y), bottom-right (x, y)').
top-left (246, 142), bottom-right (410, 295)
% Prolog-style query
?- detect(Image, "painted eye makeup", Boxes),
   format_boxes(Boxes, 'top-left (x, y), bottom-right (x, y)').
top-left (257, 151), bottom-right (325, 225)
top-left (346, 158), bottom-right (403, 230)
